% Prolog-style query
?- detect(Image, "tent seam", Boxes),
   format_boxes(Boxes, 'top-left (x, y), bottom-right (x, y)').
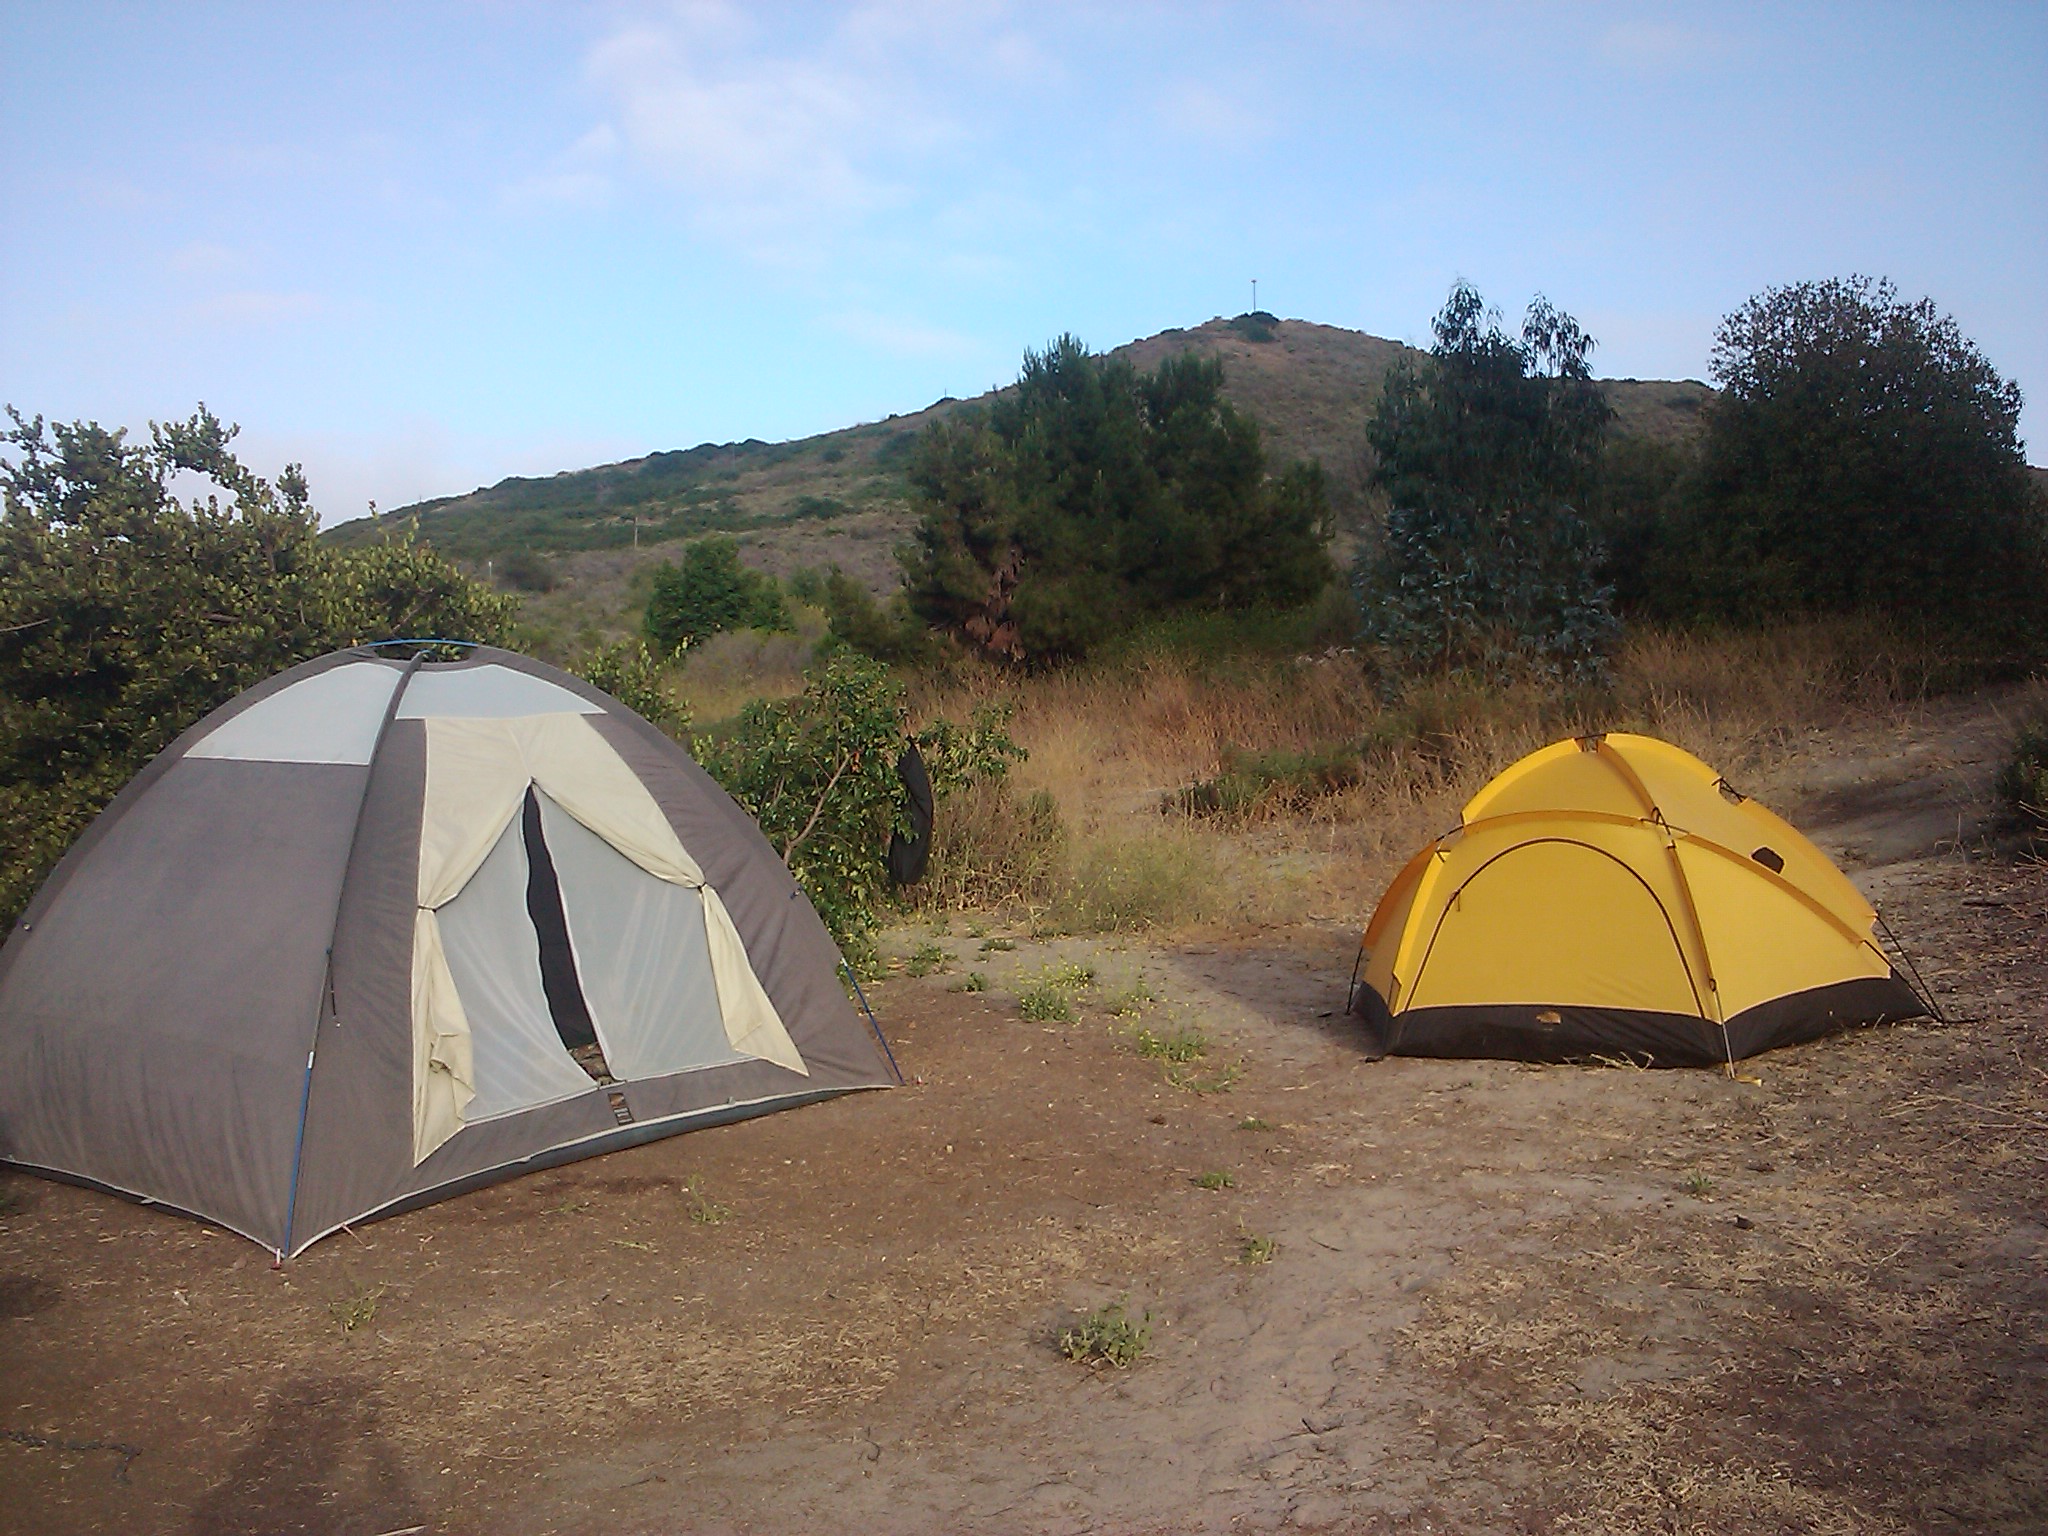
top-left (279, 652), bottom-right (427, 1261)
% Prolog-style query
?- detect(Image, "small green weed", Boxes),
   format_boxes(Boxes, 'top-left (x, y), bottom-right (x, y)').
top-left (1105, 981), bottom-right (1155, 1017)
top-left (330, 1282), bottom-right (388, 1334)
top-left (1132, 1024), bottom-right (1208, 1063)
top-left (1018, 984), bottom-right (1075, 1021)
top-left (1236, 1116), bottom-right (1271, 1132)
top-left (1194, 1169), bottom-right (1235, 1190)
top-left (980, 937), bottom-right (1016, 953)
top-left (905, 942), bottom-right (948, 978)
top-left (1168, 1061), bottom-right (1242, 1094)
top-left (1017, 961), bottom-right (1095, 1021)
top-left (1683, 1173), bottom-right (1716, 1199)
top-left (1059, 1302), bottom-right (1151, 1368)
top-left (951, 971), bottom-right (989, 993)
top-left (684, 1175), bottom-right (731, 1224)
top-left (1240, 1233), bottom-right (1277, 1264)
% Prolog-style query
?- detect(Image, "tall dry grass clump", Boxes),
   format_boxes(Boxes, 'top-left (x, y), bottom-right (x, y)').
top-left (905, 617), bottom-right (1961, 936)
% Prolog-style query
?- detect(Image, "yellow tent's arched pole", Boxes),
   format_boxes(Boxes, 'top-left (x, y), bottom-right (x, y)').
top-left (1592, 742), bottom-right (1734, 1071)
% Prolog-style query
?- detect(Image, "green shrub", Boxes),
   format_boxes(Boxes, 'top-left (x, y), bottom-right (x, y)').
top-left (1172, 740), bottom-right (1365, 819)
top-left (499, 549), bottom-right (560, 592)
top-left (819, 567), bottom-right (934, 666)
top-left (698, 652), bottom-right (1020, 969)
top-left (645, 536), bottom-right (790, 652)
top-left (1193, 1169), bottom-right (1235, 1190)
top-left (0, 406), bottom-right (517, 930)
top-left (573, 639), bottom-right (689, 739)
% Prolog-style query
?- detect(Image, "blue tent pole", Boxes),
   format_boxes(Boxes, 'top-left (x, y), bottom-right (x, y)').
top-left (843, 961), bottom-right (903, 1084)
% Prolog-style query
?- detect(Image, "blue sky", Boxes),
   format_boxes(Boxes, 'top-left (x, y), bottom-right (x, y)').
top-left (3, 2), bottom-right (2043, 521)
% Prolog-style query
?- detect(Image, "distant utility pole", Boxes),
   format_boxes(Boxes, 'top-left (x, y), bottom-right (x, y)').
top-left (1251, 278), bottom-right (1259, 314)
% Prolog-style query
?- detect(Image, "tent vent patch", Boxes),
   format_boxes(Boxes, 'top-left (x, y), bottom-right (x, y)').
top-left (607, 1091), bottom-right (635, 1126)
top-left (1751, 846), bottom-right (1786, 873)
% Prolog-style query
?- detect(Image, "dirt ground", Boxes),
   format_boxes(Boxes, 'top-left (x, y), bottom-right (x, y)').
top-left (2, 697), bottom-right (2043, 1535)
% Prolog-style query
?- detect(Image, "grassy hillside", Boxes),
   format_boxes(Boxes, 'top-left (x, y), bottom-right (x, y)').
top-left (326, 314), bottom-right (1715, 568)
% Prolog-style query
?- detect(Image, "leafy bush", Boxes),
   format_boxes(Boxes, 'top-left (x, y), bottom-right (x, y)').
top-left (697, 652), bottom-right (1021, 969)
top-left (1357, 283), bottom-right (1619, 680)
top-left (645, 536), bottom-right (790, 652)
top-left (573, 639), bottom-right (689, 739)
top-left (1996, 712), bottom-right (2048, 832)
top-left (902, 336), bottom-right (1333, 662)
top-left (0, 406), bottom-right (517, 929)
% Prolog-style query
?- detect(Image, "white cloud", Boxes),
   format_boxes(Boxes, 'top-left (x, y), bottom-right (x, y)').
top-left (525, 2), bottom-right (1042, 262)
top-left (502, 124), bottom-right (620, 211)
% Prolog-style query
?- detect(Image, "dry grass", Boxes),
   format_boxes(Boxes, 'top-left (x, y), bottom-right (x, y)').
top-left (905, 618), bottom-right (1950, 936)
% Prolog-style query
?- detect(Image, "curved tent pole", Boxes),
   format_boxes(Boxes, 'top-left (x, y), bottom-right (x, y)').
top-left (277, 650), bottom-right (431, 1264)
top-left (1592, 741), bottom-right (1734, 1074)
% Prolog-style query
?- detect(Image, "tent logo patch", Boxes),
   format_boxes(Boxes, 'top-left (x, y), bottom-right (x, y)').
top-left (607, 1090), bottom-right (634, 1126)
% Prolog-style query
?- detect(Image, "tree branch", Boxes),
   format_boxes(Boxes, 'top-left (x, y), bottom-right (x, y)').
top-left (781, 751), bottom-right (854, 867)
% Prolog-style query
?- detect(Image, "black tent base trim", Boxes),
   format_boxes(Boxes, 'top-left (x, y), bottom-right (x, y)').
top-left (1350, 972), bottom-right (1928, 1068)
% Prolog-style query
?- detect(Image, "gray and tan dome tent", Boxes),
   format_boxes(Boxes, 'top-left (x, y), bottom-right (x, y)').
top-left (0, 645), bottom-right (897, 1257)
top-left (1349, 733), bottom-right (1928, 1067)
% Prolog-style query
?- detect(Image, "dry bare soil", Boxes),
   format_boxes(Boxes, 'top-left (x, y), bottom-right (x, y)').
top-left (1, 699), bottom-right (2042, 1535)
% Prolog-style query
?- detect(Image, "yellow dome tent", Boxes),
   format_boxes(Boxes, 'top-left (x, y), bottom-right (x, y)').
top-left (1349, 733), bottom-right (1928, 1067)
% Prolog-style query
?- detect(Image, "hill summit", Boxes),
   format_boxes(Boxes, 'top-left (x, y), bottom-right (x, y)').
top-left (326, 315), bottom-right (1714, 567)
